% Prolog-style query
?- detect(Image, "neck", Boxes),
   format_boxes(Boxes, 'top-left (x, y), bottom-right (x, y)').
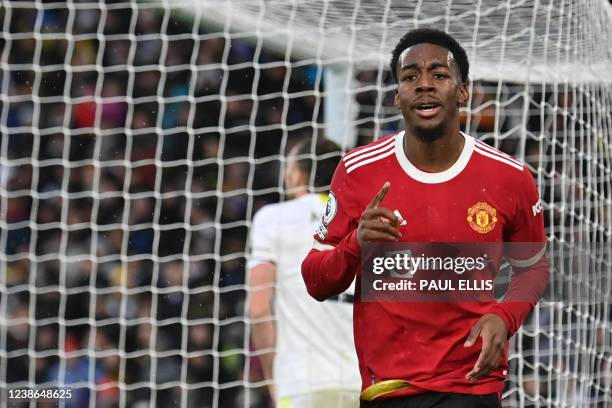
top-left (286, 187), bottom-right (308, 199)
top-left (403, 123), bottom-right (464, 173)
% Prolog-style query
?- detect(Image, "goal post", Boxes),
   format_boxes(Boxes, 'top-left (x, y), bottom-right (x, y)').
top-left (0, 0), bottom-right (611, 407)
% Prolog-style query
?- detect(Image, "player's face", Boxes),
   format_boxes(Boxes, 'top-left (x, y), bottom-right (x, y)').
top-left (394, 43), bottom-right (468, 140)
top-left (284, 149), bottom-right (308, 198)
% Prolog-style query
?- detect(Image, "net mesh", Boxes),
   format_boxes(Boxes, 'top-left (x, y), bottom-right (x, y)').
top-left (0, 0), bottom-right (610, 407)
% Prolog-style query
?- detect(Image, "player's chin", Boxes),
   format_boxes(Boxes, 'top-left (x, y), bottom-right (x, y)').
top-left (413, 121), bottom-right (445, 141)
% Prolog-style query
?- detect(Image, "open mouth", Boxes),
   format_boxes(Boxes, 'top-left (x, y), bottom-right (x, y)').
top-left (414, 103), bottom-right (442, 118)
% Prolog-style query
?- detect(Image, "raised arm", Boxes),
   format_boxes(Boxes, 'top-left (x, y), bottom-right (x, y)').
top-left (301, 167), bottom-right (401, 301)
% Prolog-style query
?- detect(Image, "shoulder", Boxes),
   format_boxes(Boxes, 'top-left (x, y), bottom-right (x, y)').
top-left (468, 136), bottom-right (539, 200)
top-left (253, 195), bottom-right (317, 224)
top-left (341, 132), bottom-right (398, 175)
top-left (252, 201), bottom-right (283, 227)
top-left (470, 136), bottom-right (526, 180)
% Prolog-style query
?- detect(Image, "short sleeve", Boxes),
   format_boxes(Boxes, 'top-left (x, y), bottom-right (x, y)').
top-left (248, 206), bottom-right (278, 269)
top-left (314, 160), bottom-right (360, 249)
top-left (506, 167), bottom-right (546, 266)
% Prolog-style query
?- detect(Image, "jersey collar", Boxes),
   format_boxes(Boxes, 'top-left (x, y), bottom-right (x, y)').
top-left (394, 130), bottom-right (475, 184)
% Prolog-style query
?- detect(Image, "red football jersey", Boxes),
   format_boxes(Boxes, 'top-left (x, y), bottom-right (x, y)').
top-left (302, 131), bottom-right (548, 397)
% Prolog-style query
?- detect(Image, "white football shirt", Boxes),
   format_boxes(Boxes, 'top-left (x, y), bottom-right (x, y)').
top-left (248, 193), bottom-right (360, 398)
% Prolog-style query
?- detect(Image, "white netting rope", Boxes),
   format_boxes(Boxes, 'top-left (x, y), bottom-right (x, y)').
top-left (0, 0), bottom-right (610, 407)
top-left (186, 0), bottom-right (612, 84)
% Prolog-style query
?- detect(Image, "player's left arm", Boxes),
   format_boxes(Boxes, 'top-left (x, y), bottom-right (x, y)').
top-left (465, 167), bottom-right (549, 381)
top-left (248, 263), bottom-right (277, 399)
top-left (247, 207), bottom-right (278, 400)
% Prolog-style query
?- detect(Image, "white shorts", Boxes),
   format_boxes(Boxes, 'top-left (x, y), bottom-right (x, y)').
top-left (278, 390), bottom-right (360, 408)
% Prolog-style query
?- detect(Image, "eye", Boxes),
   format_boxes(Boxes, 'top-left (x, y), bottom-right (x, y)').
top-left (402, 74), bottom-right (417, 81)
top-left (433, 73), bottom-right (447, 79)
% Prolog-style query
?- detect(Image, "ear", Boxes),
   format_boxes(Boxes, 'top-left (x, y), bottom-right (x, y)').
top-left (457, 83), bottom-right (469, 106)
top-left (394, 88), bottom-right (400, 109)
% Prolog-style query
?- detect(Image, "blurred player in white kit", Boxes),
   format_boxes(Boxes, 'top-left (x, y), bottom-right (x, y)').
top-left (248, 137), bottom-right (361, 408)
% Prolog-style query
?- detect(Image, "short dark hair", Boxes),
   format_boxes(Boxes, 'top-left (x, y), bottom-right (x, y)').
top-left (292, 137), bottom-right (341, 190)
top-left (389, 28), bottom-right (469, 83)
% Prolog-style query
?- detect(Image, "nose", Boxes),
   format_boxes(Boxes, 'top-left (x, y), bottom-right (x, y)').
top-left (415, 76), bottom-right (435, 93)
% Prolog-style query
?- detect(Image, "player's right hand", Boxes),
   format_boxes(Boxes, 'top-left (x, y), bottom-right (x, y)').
top-left (357, 182), bottom-right (402, 245)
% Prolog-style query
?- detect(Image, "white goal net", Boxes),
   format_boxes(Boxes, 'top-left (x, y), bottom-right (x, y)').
top-left (0, 0), bottom-right (611, 407)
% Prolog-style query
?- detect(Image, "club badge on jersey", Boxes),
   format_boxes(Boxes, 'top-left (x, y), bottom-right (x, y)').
top-left (316, 192), bottom-right (337, 240)
top-left (467, 202), bottom-right (497, 234)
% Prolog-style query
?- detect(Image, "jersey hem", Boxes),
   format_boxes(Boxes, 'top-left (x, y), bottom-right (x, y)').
top-left (368, 379), bottom-right (504, 400)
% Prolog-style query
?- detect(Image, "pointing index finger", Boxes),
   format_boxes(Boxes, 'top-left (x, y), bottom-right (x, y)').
top-left (368, 182), bottom-right (390, 210)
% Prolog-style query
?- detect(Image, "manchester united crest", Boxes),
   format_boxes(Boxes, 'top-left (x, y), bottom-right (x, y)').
top-left (467, 202), bottom-right (497, 234)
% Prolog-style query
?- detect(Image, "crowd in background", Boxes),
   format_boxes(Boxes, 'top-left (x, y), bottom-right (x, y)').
top-left (3, 6), bottom-right (313, 407)
top-left (2, 4), bottom-right (610, 408)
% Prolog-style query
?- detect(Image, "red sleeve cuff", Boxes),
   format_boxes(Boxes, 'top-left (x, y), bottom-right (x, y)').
top-left (487, 305), bottom-right (516, 338)
top-left (345, 229), bottom-right (361, 258)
